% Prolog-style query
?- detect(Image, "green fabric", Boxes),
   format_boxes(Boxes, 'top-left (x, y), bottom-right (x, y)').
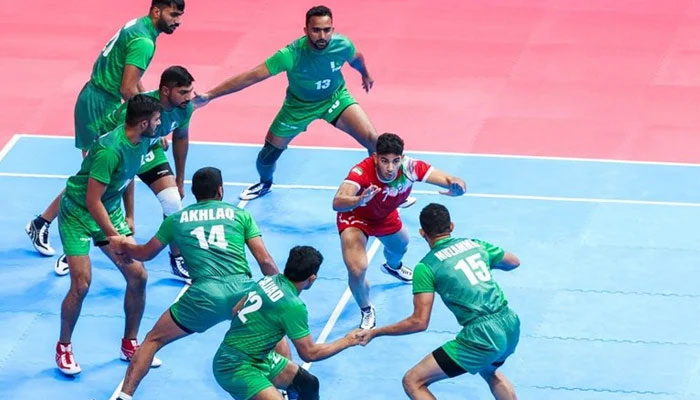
top-left (412, 237), bottom-right (508, 326)
top-left (170, 275), bottom-right (256, 333)
top-left (155, 200), bottom-right (261, 279)
top-left (90, 16), bottom-right (159, 98)
top-left (220, 275), bottom-right (310, 359)
top-left (73, 82), bottom-right (121, 150)
top-left (137, 141), bottom-right (168, 175)
top-left (268, 84), bottom-right (356, 137)
top-left (58, 196), bottom-right (131, 256)
top-left (265, 34), bottom-right (356, 102)
top-left (64, 126), bottom-right (151, 213)
top-left (213, 347), bottom-right (288, 400)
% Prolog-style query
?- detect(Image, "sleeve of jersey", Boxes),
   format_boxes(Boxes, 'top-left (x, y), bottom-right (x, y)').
top-left (178, 105), bottom-right (194, 131)
top-left (89, 149), bottom-right (120, 185)
top-left (154, 216), bottom-right (174, 245)
top-left (406, 158), bottom-right (434, 182)
top-left (125, 38), bottom-right (155, 70)
top-left (412, 263), bottom-right (436, 294)
top-left (343, 36), bottom-right (357, 61)
top-left (343, 164), bottom-right (367, 191)
top-left (281, 303), bottom-right (311, 340)
top-left (242, 210), bottom-right (262, 240)
top-left (471, 239), bottom-right (505, 266)
top-left (264, 46), bottom-right (294, 76)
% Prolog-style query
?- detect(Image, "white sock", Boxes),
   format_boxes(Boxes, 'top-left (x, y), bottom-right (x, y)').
top-left (118, 393), bottom-right (132, 400)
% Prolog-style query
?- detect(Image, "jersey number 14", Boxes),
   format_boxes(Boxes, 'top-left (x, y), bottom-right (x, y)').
top-left (190, 225), bottom-right (227, 250)
top-left (454, 254), bottom-right (492, 286)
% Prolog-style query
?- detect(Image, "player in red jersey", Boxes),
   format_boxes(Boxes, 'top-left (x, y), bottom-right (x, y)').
top-left (332, 133), bottom-right (466, 329)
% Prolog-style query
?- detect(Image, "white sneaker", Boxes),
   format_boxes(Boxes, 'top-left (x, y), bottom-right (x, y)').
top-left (360, 305), bottom-right (376, 330)
top-left (120, 338), bottom-right (162, 368)
top-left (239, 182), bottom-right (272, 201)
top-left (398, 196), bottom-right (417, 209)
top-left (26, 218), bottom-right (55, 256)
top-left (54, 254), bottom-right (69, 276)
top-left (381, 262), bottom-right (413, 283)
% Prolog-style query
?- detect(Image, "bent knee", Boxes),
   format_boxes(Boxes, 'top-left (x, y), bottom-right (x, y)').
top-left (71, 279), bottom-right (91, 298)
top-left (402, 371), bottom-right (421, 394)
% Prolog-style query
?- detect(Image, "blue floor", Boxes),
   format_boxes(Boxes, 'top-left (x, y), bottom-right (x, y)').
top-left (1, 135), bottom-right (699, 399)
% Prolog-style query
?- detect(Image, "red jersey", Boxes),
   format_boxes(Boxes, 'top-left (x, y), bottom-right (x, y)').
top-left (343, 156), bottom-right (433, 221)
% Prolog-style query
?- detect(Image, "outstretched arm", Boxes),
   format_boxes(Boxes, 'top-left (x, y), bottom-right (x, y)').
top-left (292, 329), bottom-right (362, 363)
top-left (348, 52), bottom-right (373, 93)
top-left (195, 63), bottom-right (272, 106)
top-left (361, 292), bottom-right (434, 346)
top-left (246, 236), bottom-right (279, 276)
top-left (332, 182), bottom-right (380, 212)
top-left (492, 251), bottom-right (520, 271)
top-left (119, 236), bottom-right (167, 262)
top-left (425, 168), bottom-right (467, 196)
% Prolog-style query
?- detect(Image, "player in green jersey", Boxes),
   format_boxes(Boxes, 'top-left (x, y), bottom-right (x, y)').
top-left (357, 203), bottom-right (521, 400)
top-left (193, 5), bottom-right (379, 201)
top-left (26, 0), bottom-right (185, 258)
top-left (109, 167), bottom-right (282, 399)
top-left (212, 246), bottom-right (362, 400)
top-left (41, 66), bottom-right (196, 279)
top-left (55, 95), bottom-right (164, 376)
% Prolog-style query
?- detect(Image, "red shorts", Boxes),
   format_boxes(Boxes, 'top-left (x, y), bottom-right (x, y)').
top-left (336, 210), bottom-right (402, 237)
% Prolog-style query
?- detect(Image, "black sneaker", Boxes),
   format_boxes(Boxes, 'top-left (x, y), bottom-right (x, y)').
top-left (380, 262), bottom-right (413, 283)
top-left (54, 254), bottom-right (69, 276)
top-left (169, 252), bottom-right (190, 280)
top-left (239, 181), bottom-right (272, 201)
top-left (25, 217), bottom-right (55, 256)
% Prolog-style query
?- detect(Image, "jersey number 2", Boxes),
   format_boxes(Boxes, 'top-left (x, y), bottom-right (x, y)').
top-left (454, 254), bottom-right (492, 286)
top-left (190, 225), bottom-right (227, 250)
top-left (237, 291), bottom-right (263, 323)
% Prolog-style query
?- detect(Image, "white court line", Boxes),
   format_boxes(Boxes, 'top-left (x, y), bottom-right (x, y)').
top-left (13, 133), bottom-right (700, 168)
top-left (3, 172), bottom-right (700, 208)
top-left (301, 238), bottom-right (383, 371)
top-left (108, 199), bottom-right (250, 400)
top-left (0, 134), bottom-right (20, 163)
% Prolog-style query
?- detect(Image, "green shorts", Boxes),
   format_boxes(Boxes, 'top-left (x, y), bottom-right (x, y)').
top-left (441, 307), bottom-right (520, 374)
top-left (213, 346), bottom-right (288, 400)
top-left (57, 196), bottom-right (131, 256)
top-left (170, 274), bottom-right (255, 333)
top-left (137, 140), bottom-right (169, 175)
top-left (269, 84), bottom-right (357, 138)
top-left (74, 81), bottom-right (121, 151)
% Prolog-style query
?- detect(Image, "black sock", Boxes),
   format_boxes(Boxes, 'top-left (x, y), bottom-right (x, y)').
top-left (34, 216), bottom-right (49, 226)
top-left (361, 306), bottom-right (372, 312)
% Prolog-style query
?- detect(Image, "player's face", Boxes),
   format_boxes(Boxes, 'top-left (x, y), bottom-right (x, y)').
top-left (167, 84), bottom-right (194, 109)
top-left (375, 153), bottom-right (403, 182)
top-left (143, 111), bottom-right (161, 137)
top-left (304, 16), bottom-right (334, 50)
top-left (155, 6), bottom-right (184, 34)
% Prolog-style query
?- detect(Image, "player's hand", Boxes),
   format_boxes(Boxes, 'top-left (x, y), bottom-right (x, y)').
top-left (355, 329), bottom-right (375, 346)
top-left (192, 92), bottom-right (211, 109)
top-left (439, 176), bottom-right (466, 197)
top-left (345, 328), bottom-right (365, 346)
top-left (107, 235), bottom-right (132, 266)
top-left (232, 294), bottom-right (249, 318)
top-left (361, 74), bottom-right (374, 93)
top-left (357, 185), bottom-right (381, 207)
top-left (176, 176), bottom-right (185, 199)
top-left (125, 216), bottom-right (135, 234)
top-left (160, 137), bottom-right (170, 152)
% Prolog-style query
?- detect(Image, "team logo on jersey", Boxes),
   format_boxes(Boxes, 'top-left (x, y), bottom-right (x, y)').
top-left (352, 167), bottom-right (363, 175)
top-left (168, 121), bottom-right (179, 134)
top-left (330, 61), bottom-right (342, 72)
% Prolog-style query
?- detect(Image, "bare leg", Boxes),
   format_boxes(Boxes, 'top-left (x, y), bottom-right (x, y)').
top-left (340, 228), bottom-right (371, 308)
top-left (40, 190), bottom-right (64, 222)
top-left (402, 353), bottom-right (451, 400)
top-left (121, 310), bottom-right (189, 396)
top-left (100, 238), bottom-right (147, 339)
top-left (59, 255), bottom-right (92, 342)
top-left (480, 366), bottom-right (518, 400)
top-left (334, 104), bottom-right (379, 154)
top-left (274, 338), bottom-right (292, 360)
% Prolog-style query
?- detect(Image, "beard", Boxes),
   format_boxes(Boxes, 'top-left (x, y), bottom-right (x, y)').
top-left (311, 39), bottom-right (328, 49)
top-left (157, 18), bottom-right (178, 34)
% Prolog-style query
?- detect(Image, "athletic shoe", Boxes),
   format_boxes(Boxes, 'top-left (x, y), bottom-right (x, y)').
top-left (54, 254), bottom-right (69, 276)
top-left (169, 252), bottom-right (190, 279)
top-left (381, 262), bottom-right (413, 283)
top-left (239, 182), bottom-right (272, 201)
top-left (359, 305), bottom-right (376, 330)
top-left (120, 338), bottom-right (162, 368)
top-left (55, 342), bottom-right (81, 375)
top-left (398, 196), bottom-right (417, 209)
top-left (25, 217), bottom-right (55, 256)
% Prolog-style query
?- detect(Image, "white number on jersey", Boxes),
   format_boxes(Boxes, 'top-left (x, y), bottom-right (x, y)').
top-left (237, 291), bottom-right (263, 323)
top-left (101, 18), bottom-right (137, 57)
top-left (314, 79), bottom-right (331, 90)
top-left (454, 253), bottom-right (492, 286)
top-left (189, 224), bottom-right (227, 250)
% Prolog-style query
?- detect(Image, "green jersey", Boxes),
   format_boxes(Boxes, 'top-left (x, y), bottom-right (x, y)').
top-left (97, 90), bottom-right (193, 144)
top-left (413, 237), bottom-right (508, 326)
top-left (64, 126), bottom-right (151, 212)
top-left (221, 274), bottom-right (310, 359)
top-left (90, 16), bottom-right (159, 98)
top-left (265, 34), bottom-right (356, 102)
top-left (155, 200), bottom-right (261, 280)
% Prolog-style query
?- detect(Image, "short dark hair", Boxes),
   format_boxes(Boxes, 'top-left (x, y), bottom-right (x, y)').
top-left (151, 0), bottom-right (185, 12)
top-left (125, 94), bottom-right (161, 126)
top-left (306, 5), bottom-right (332, 25)
top-left (419, 203), bottom-right (452, 238)
top-left (160, 65), bottom-right (194, 89)
top-left (284, 246), bottom-right (323, 282)
top-left (376, 132), bottom-right (404, 156)
top-left (191, 167), bottom-right (222, 201)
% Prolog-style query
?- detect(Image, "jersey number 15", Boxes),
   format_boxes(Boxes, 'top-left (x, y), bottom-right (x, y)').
top-left (454, 254), bottom-right (492, 286)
